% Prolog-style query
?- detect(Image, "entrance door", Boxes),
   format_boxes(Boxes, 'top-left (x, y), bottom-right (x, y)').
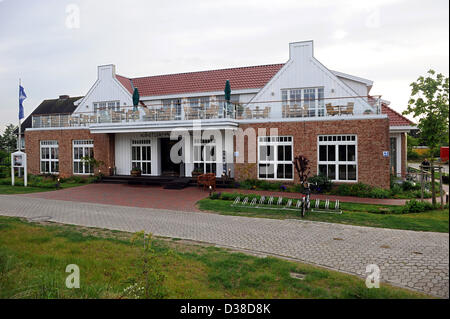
top-left (160, 138), bottom-right (182, 176)
top-left (131, 140), bottom-right (152, 175)
top-left (390, 137), bottom-right (397, 176)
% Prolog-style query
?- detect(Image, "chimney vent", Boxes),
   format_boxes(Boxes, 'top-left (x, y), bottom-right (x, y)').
top-left (59, 95), bottom-right (69, 99)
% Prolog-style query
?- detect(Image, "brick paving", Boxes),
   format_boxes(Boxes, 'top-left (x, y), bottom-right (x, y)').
top-left (22, 184), bottom-right (206, 212)
top-left (23, 183), bottom-right (428, 209)
top-left (0, 194), bottom-right (448, 298)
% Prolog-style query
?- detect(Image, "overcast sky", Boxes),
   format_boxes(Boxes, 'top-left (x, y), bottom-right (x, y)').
top-left (0, 0), bottom-right (448, 132)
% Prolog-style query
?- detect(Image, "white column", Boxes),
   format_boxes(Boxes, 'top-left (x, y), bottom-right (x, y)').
top-left (152, 137), bottom-right (161, 176)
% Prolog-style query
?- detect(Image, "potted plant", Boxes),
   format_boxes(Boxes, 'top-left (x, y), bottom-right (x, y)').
top-left (131, 166), bottom-right (141, 177)
top-left (191, 167), bottom-right (203, 178)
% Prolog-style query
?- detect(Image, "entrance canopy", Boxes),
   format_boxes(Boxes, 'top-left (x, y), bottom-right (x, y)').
top-left (88, 119), bottom-right (238, 134)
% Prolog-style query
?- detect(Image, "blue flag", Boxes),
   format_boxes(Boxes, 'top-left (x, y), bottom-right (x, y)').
top-left (19, 85), bottom-right (27, 120)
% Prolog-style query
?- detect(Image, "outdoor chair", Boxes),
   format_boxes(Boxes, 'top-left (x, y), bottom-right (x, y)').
top-left (326, 103), bottom-right (338, 116)
top-left (302, 105), bottom-right (309, 117)
top-left (206, 105), bottom-right (219, 119)
top-left (290, 104), bottom-right (302, 118)
top-left (243, 107), bottom-right (253, 119)
top-left (282, 105), bottom-right (288, 118)
top-left (89, 115), bottom-right (98, 124)
top-left (342, 102), bottom-right (354, 115)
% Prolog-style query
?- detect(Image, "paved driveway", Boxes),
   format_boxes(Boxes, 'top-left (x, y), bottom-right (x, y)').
top-left (0, 195), bottom-right (448, 298)
top-left (23, 184), bottom-right (208, 212)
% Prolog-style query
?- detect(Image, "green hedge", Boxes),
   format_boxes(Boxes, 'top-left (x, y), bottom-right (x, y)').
top-left (0, 174), bottom-right (97, 188)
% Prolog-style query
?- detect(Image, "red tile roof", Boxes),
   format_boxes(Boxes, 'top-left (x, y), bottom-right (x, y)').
top-left (381, 103), bottom-right (415, 127)
top-left (116, 64), bottom-right (284, 97)
top-left (116, 74), bottom-right (133, 94)
top-left (116, 66), bottom-right (414, 129)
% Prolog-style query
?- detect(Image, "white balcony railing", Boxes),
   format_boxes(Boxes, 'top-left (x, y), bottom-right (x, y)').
top-left (31, 96), bottom-right (381, 128)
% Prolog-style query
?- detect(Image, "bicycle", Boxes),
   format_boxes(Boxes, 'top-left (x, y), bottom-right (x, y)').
top-left (301, 182), bottom-right (311, 217)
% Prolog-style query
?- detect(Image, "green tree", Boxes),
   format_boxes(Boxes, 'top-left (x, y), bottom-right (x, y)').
top-left (0, 124), bottom-right (18, 153)
top-left (403, 70), bottom-right (449, 205)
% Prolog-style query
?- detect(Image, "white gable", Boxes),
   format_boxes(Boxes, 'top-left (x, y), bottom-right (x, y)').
top-left (250, 41), bottom-right (375, 117)
top-left (73, 64), bottom-right (133, 114)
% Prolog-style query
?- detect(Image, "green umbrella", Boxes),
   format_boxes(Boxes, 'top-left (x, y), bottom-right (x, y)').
top-left (224, 80), bottom-right (231, 101)
top-left (132, 88), bottom-right (140, 111)
top-left (224, 80), bottom-right (231, 117)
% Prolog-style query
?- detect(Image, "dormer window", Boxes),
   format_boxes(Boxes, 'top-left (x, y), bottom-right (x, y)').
top-left (281, 87), bottom-right (324, 117)
top-left (93, 101), bottom-right (120, 113)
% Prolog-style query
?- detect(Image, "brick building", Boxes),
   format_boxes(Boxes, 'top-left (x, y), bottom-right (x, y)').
top-left (22, 41), bottom-right (414, 189)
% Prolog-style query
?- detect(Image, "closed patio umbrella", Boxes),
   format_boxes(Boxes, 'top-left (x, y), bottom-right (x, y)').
top-left (224, 80), bottom-right (231, 117)
top-left (132, 88), bottom-right (140, 112)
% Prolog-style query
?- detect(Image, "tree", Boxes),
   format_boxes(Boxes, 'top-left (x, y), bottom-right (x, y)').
top-left (0, 124), bottom-right (18, 153)
top-left (293, 155), bottom-right (310, 186)
top-left (403, 70), bottom-right (449, 205)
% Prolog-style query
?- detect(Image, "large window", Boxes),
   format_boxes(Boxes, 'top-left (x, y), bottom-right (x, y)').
top-left (162, 99), bottom-right (182, 119)
top-left (318, 135), bottom-right (357, 182)
top-left (281, 87), bottom-right (325, 117)
top-left (131, 139), bottom-right (152, 175)
top-left (258, 136), bottom-right (293, 180)
top-left (216, 94), bottom-right (240, 117)
top-left (93, 101), bottom-right (120, 113)
top-left (73, 140), bottom-right (94, 174)
top-left (40, 140), bottom-right (59, 174)
top-left (193, 138), bottom-right (216, 174)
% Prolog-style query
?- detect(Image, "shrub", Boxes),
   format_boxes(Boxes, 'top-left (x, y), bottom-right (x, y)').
top-left (390, 184), bottom-right (402, 196)
top-left (401, 199), bottom-right (434, 213)
top-left (209, 192), bottom-right (221, 200)
top-left (330, 183), bottom-right (390, 198)
top-left (308, 174), bottom-right (333, 193)
top-left (401, 180), bottom-right (420, 191)
top-left (369, 188), bottom-right (390, 199)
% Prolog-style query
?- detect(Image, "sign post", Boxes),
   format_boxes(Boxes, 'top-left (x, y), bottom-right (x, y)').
top-left (11, 151), bottom-right (27, 187)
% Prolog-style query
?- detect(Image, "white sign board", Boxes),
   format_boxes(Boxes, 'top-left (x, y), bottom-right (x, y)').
top-left (11, 151), bottom-right (27, 187)
top-left (383, 151), bottom-right (389, 158)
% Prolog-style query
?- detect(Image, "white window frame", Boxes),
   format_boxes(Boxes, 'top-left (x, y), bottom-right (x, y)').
top-left (281, 87), bottom-right (325, 117)
top-left (258, 136), bottom-right (294, 181)
top-left (193, 138), bottom-right (216, 174)
top-left (73, 140), bottom-right (94, 175)
top-left (40, 140), bottom-right (59, 174)
top-left (131, 139), bottom-right (152, 175)
top-left (94, 101), bottom-right (120, 113)
top-left (317, 135), bottom-right (358, 182)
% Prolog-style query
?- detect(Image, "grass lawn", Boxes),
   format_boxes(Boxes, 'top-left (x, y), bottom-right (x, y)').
top-left (197, 199), bottom-right (449, 233)
top-left (0, 216), bottom-right (429, 299)
top-left (0, 183), bottom-right (86, 195)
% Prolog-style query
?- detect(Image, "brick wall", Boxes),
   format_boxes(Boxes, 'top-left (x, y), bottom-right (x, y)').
top-left (235, 118), bottom-right (391, 189)
top-left (25, 129), bottom-right (114, 177)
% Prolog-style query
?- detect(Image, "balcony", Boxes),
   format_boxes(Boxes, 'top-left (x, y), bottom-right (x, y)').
top-left (31, 95), bottom-right (382, 129)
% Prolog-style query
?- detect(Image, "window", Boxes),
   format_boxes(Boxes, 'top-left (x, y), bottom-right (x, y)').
top-left (162, 99), bottom-right (182, 119)
top-left (216, 95), bottom-right (240, 117)
top-left (193, 138), bottom-right (216, 174)
top-left (281, 87), bottom-right (325, 117)
top-left (318, 135), bottom-right (357, 182)
top-left (131, 140), bottom-right (152, 175)
top-left (258, 136), bottom-right (293, 180)
top-left (189, 97), bottom-right (199, 109)
top-left (73, 140), bottom-right (94, 174)
top-left (94, 101), bottom-right (120, 113)
top-left (40, 140), bottom-right (59, 174)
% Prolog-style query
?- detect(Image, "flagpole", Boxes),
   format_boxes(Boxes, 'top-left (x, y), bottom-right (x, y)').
top-left (18, 78), bottom-right (22, 177)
